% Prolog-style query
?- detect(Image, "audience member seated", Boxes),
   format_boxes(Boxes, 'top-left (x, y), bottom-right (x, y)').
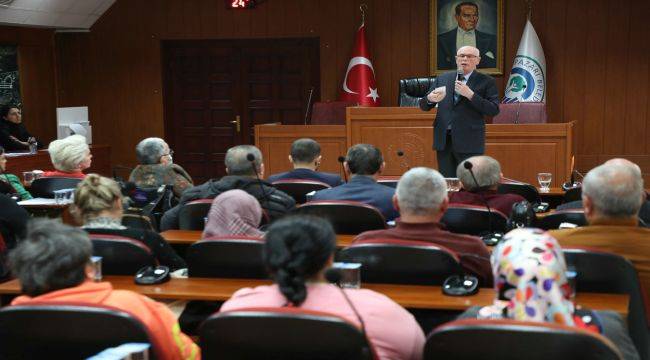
top-left (311, 144), bottom-right (399, 221)
top-left (354, 167), bottom-right (492, 285)
top-left (0, 106), bottom-right (41, 152)
top-left (129, 137), bottom-right (193, 198)
top-left (449, 155), bottom-right (525, 216)
top-left (161, 145), bottom-right (295, 231)
top-left (202, 189), bottom-right (264, 238)
top-left (0, 146), bottom-right (32, 200)
top-left (458, 228), bottom-right (640, 360)
top-left (549, 161), bottom-right (650, 294)
top-left (556, 158), bottom-right (650, 224)
top-left (220, 215), bottom-right (425, 359)
top-left (267, 138), bottom-right (343, 187)
top-left (8, 219), bottom-right (199, 360)
top-left (43, 135), bottom-right (92, 179)
top-left (0, 193), bottom-right (29, 249)
top-left (73, 174), bottom-right (186, 270)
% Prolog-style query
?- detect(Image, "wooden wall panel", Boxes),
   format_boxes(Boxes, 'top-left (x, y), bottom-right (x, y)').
top-left (54, 0), bottom-right (650, 181)
top-left (0, 25), bottom-right (57, 145)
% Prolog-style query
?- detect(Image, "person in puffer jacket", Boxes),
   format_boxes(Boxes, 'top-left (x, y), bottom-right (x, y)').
top-left (160, 144), bottom-right (295, 231)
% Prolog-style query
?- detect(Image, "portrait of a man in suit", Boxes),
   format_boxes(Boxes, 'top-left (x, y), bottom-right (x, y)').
top-left (434, 0), bottom-right (501, 73)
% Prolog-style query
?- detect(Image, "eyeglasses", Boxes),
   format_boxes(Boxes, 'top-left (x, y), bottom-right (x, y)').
top-left (162, 149), bottom-right (174, 158)
top-left (456, 54), bottom-right (478, 59)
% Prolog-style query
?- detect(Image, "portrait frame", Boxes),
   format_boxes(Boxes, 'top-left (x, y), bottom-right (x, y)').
top-left (429, 0), bottom-right (504, 75)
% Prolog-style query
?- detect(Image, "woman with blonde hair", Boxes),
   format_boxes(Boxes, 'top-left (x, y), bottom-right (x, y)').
top-left (43, 134), bottom-right (92, 178)
top-left (72, 174), bottom-right (186, 270)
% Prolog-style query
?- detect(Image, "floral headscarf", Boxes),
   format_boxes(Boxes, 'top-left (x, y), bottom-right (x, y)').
top-left (487, 228), bottom-right (575, 325)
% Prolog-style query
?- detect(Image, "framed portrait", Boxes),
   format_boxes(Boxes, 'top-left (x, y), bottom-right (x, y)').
top-left (430, 0), bottom-right (504, 75)
top-left (0, 45), bottom-right (21, 107)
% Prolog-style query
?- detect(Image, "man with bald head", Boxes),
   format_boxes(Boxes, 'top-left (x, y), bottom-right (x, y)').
top-left (550, 161), bottom-right (650, 293)
top-left (420, 45), bottom-right (500, 177)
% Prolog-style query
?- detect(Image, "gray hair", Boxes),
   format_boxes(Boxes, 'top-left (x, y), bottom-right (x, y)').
top-left (9, 219), bottom-right (91, 297)
top-left (456, 155), bottom-right (501, 191)
top-left (225, 145), bottom-right (263, 176)
top-left (135, 137), bottom-right (167, 164)
top-left (582, 163), bottom-right (644, 218)
top-left (396, 167), bottom-right (448, 215)
top-left (47, 134), bottom-right (90, 172)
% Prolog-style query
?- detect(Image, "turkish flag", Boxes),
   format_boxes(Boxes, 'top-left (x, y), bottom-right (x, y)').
top-left (339, 23), bottom-right (380, 106)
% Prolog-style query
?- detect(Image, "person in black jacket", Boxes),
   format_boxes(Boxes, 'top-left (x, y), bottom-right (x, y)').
top-left (0, 193), bottom-right (29, 249)
top-left (160, 145), bottom-right (295, 231)
top-left (419, 45), bottom-right (500, 177)
top-left (267, 138), bottom-right (343, 188)
top-left (72, 174), bottom-right (186, 270)
top-left (0, 106), bottom-right (41, 152)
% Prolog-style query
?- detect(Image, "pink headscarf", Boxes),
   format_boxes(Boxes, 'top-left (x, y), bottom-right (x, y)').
top-left (202, 189), bottom-right (264, 238)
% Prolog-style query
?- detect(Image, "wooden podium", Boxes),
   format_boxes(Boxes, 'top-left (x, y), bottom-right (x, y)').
top-left (255, 107), bottom-right (573, 185)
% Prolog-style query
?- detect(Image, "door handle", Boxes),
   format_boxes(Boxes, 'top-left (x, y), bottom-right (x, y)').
top-left (230, 115), bottom-right (241, 133)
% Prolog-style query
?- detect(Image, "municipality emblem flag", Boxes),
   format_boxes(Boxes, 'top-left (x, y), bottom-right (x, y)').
top-left (503, 20), bottom-right (546, 103)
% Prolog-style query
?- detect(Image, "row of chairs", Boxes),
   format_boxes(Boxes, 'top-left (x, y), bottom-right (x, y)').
top-left (1, 244), bottom-right (644, 359)
top-left (178, 198), bottom-right (587, 233)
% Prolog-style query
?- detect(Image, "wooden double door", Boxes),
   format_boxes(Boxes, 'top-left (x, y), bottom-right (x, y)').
top-left (163, 39), bottom-right (319, 183)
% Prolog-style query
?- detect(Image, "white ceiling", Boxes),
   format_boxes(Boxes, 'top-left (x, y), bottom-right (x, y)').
top-left (0, 0), bottom-right (115, 30)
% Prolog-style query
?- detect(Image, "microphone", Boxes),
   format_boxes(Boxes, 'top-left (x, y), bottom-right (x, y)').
top-left (337, 156), bottom-right (348, 182)
top-left (514, 85), bottom-right (526, 124)
top-left (247, 153), bottom-right (268, 200)
top-left (303, 86), bottom-right (315, 125)
top-left (325, 268), bottom-right (367, 338)
top-left (463, 161), bottom-right (502, 246)
top-left (396, 150), bottom-right (409, 171)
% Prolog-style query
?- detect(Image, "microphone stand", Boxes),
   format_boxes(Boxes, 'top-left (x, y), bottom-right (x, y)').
top-left (337, 156), bottom-right (348, 182)
top-left (247, 153), bottom-right (268, 200)
top-left (463, 161), bottom-right (503, 245)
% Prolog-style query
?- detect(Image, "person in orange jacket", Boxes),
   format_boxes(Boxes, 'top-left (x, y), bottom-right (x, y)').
top-left (9, 219), bottom-right (199, 360)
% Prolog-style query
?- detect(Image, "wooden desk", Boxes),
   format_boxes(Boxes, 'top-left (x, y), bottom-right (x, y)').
top-left (161, 230), bottom-right (354, 248)
top-left (4, 145), bottom-right (112, 177)
top-left (0, 277), bottom-right (628, 316)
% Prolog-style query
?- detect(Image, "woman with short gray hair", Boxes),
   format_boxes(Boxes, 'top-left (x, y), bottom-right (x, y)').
top-left (43, 134), bottom-right (92, 179)
top-left (129, 137), bottom-right (193, 197)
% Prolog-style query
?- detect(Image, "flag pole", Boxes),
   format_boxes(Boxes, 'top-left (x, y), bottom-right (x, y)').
top-left (360, 3), bottom-right (367, 26)
top-left (524, 0), bottom-right (534, 20)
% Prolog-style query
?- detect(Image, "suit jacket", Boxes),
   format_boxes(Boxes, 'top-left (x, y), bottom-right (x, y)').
top-left (437, 28), bottom-right (497, 69)
top-left (419, 71), bottom-right (499, 154)
top-left (267, 168), bottom-right (343, 188)
top-left (310, 175), bottom-right (399, 221)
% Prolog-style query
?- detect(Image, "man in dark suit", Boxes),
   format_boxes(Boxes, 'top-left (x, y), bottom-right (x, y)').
top-left (437, 2), bottom-right (497, 69)
top-left (419, 45), bottom-right (500, 177)
top-left (267, 138), bottom-right (343, 188)
top-left (311, 144), bottom-right (398, 221)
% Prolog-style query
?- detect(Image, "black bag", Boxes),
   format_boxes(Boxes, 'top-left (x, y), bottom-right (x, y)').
top-left (507, 201), bottom-right (536, 231)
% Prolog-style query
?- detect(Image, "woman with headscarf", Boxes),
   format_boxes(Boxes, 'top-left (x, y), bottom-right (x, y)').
top-left (458, 228), bottom-right (640, 360)
top-left (202, 189), bottom-right (264, 238)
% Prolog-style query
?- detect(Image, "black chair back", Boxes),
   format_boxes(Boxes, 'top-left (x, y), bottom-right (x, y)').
top-left (398, 77), bottom-right (436, 107)
top-left (564, 248), bottom-right (649, 360)
top-left (130, 186), bottom-right (162, 208)
top-left (89, 234), bottom-right (156, 275)
top-left (536, 210), bottom-right (587, 230)
top-left (186, 237), bottom-right (267, 278)
top-left (337, 240), bottom-right (463, 285)
top-left (30, 177), bottom-right (81, 198)
top-left (0, 304), bottom-right (157, 360)
top-left (122, 213), bottom-right (155, 231)
top-left (295, 201), bottom-right (387, 234)
top-left (200, 307), bottom-right (374, 360)
top-left (178, 199), bottom-right (212, 230)
top-left (563, 187), bottom-right (582, 203)
top-left (424, 318), bottom-right (622, 360)
top-left (497, 182), bottom-right (541, 204)
top-left (272, 179), bottom-right (330, 204)
top-left (441, 205), bottom-right (508, 235)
